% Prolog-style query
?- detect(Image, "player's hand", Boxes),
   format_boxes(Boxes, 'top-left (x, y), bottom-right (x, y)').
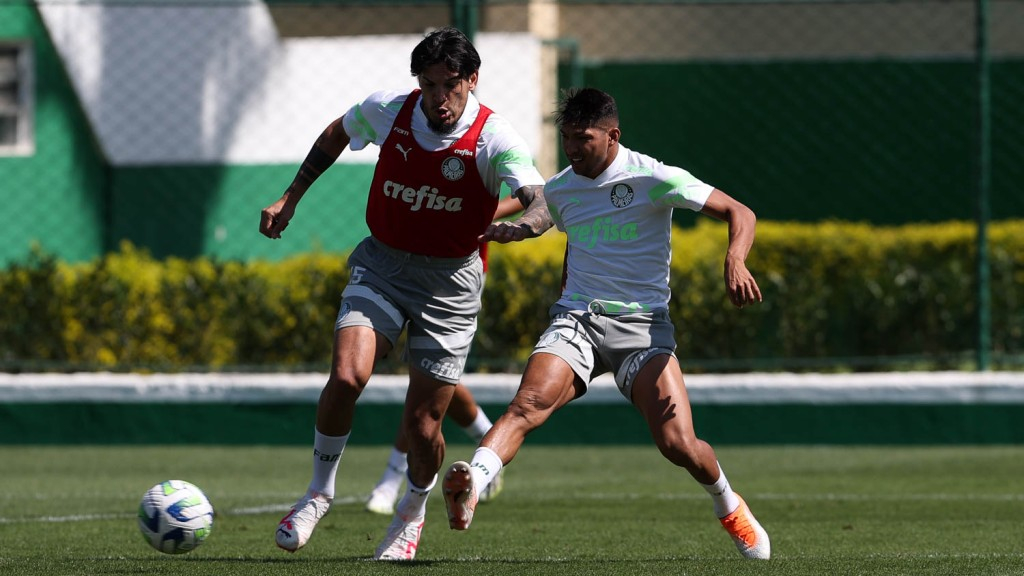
top-left (259, 198), bottom-right (295, 239)
top-left (724, 256), bottom-right (762, 308)
top-left (478, 221), bottom-right (533, 244)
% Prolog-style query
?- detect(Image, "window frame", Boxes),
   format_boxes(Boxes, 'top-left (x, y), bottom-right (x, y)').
top-left (0, 40), bottom-right (35, 156)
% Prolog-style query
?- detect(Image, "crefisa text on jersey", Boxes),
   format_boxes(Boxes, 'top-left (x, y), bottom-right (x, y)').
top-left (381, 180), bottom-right (464, 212)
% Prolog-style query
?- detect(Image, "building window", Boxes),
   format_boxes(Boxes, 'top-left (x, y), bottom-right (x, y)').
top-left (0, 42), bottom-right (33, 155)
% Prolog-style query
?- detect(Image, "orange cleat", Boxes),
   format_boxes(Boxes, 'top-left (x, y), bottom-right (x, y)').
top-left (719, 494), bottom-right (770, 559)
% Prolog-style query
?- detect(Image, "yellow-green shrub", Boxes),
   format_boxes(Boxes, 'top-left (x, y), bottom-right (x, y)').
top-left (668, 219), bottom-right (1020, 369)
top-left (1, 220), bottom-right (1021, 372)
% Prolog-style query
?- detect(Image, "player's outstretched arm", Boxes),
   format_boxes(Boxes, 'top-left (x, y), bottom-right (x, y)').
top-left (260, 116), bottom-right (350, 239)
top-left (479, 185), bottom-right (552, 243)
top-left (699, 188), bottom-right (762, 308)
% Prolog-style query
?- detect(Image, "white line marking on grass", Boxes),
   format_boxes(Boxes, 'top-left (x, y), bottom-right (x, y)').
top-left (4, 491), bottom-right (1020, 525)
top-left (0, 495), bottom-right (365, 524)
top-left (638, 491), bottom-right (1024, 500)
top-left (753, 493), bottom-right (1024, 502)
top-left (0, 513), bottom-right (132, 524)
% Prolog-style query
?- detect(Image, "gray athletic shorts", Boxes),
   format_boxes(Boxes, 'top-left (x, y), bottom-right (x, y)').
top-left (531, 304), bottom-right (677, 401)
top-left (335, 236), bottom-right (484, 384)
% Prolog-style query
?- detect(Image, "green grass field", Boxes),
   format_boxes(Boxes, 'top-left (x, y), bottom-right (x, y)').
top-left (1, 445), bottom-right (1022, 575)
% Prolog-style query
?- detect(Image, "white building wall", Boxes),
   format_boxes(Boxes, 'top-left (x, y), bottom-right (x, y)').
top-left (38, 1), bottom-right (542, 166)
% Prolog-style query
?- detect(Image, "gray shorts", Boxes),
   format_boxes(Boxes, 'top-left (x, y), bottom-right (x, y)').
top-left (335, 237), bottom-right (484, 384)
top-left (531, 304), bottom-right (676, 401)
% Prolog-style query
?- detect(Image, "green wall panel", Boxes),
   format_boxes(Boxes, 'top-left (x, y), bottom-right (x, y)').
top-left (3, 402), bottom-right (1021, 445)
top-left (110, 163), bottom-right (375, 261)
top-left (579, 60), bottom-right (1024, 226)
top-left (0, 1), bottom-right (107, 267)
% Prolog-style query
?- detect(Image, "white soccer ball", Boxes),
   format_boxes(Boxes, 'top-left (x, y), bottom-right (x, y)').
top-left (137, 479), bottom-right (214, 554)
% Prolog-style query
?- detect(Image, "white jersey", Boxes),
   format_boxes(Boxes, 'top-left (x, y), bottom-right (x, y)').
top-left (546, 144), bottom-right (714, 313)
top-left (342, 89), bottom-right (544, 198)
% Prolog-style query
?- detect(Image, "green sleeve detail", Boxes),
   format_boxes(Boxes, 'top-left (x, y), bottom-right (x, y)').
top-left (349, 103), bottom-right (378, 143)
top-left (625, 164), bottom-right (654, 176)
top-left (491, 148), bottom-right (536, 173)
top-left (648, 174), bottom-right (697, 203)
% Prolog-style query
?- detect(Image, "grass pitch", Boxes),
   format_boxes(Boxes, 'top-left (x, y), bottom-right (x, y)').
top-left (1, 444), bottom-right (1022, 575)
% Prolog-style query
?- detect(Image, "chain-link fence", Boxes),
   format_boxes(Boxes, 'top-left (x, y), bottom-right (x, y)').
top-left (4, 0), bottom-right (1022, 261)
top-left (1, 0), bottom-right (1022, 370)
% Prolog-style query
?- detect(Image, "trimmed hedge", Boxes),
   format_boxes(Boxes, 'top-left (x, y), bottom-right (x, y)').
top-left (670, 220), bottom-right (1023, 369)
top-left (1, 221), bottom-right (1022, 372)
top-left (0, 244), bottom-right (351, 371)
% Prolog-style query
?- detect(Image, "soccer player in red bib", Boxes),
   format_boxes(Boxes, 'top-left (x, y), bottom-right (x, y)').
top-left (259, 27), bottom-right (548, 560)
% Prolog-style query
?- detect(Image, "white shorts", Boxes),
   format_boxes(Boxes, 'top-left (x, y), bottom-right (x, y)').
top-left (531, 304), bottom-right (676, 401)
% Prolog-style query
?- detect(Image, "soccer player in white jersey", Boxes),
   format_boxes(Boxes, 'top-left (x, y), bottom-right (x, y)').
top-left (259, 27), bottom-right (548, 561)
top-left (442, 87), bottom-right (771, 560)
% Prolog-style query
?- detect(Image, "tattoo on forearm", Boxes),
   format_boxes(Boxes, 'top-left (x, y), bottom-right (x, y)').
top-left (296, 142), bottom-right (334, 186)
top-left (514, 185), bottom-right (554, 236)
top-left (515, 185), bottom-right (540, 207)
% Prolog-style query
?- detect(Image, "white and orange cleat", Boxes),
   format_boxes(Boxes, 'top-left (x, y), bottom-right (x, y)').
top-left (373, 515), bottom-right (425, 561)
top-left (442, 461), bottom-right (478, 530)
top-left (275, 491), bottom-right (332, 552)
top-left (719, 494), bottom-right (770, 559)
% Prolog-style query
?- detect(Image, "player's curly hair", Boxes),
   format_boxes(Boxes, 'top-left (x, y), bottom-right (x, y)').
top-left (555, 87), bottom-right (618, 128)
top-left (411, 27), bottom-right (481, 80)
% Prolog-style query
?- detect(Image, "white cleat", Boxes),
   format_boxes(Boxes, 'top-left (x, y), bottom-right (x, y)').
top-left (442, 461), bottom-right (478, 530)
top-left (373, 515), bottom-right (425, 561)
top-left (365, 485), bottom-right (399, 516)
top-left (719, 494), bottom-right (770, 560)
top-left (275, 491), bottom-right (332, 552)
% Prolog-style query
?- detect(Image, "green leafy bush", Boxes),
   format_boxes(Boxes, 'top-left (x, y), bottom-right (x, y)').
top-left (1, 221), bottom-right (1021, 372)
top-left (668, 219), bottom-right (1022, 370)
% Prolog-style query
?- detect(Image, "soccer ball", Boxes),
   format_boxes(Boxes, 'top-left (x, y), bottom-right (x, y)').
top-left (137, 480), bottom-right (214, 554)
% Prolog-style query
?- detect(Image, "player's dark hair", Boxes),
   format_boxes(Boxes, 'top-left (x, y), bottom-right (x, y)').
top-left (555, 87), bottom-right (618, 128)
top-left (410, 27), bottom-right (481, 79)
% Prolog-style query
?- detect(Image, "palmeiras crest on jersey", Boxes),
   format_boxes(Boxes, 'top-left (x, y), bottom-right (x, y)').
top-left (441, 157), bottom-right (466, 181)
top-left (610, 183), bottom-right (634, 208)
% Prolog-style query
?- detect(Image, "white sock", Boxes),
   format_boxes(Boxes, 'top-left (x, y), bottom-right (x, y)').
top-left (469, 446), bottom-right (503, 492)
top-left (395, 473), bottom-right (437, 520)
top-left (308, 429), bottom-right (349, 499)
top-left (387, 447), bottom-right (409, 474)
top-left (371, 448), bottom-right (407, 497)
top-left (462, 409), bottom-right (493, 443)
top-left (700, 462), bottom-right (741, 518)
top-left (384, 448), bottom-right (409, 480)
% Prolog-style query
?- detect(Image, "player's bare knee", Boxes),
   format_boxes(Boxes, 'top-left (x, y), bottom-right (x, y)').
top-left (325, 371), bottom-right (366, 402)
top-left (406, 413), bottom-right (443, 442)
top-left (654, 429), bottom-right (702, 468)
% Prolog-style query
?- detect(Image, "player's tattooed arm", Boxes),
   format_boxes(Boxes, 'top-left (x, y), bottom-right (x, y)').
top-left (294, 140), bottom-right (334, 188)
top-left (261, 116), bottom-right (350, 239)
top-left (290, 117), bottom-right (350, 196)
top-left (480, 185), bottom-right (553, 243)
top-left (512, 185), bottom-right (553, 237)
